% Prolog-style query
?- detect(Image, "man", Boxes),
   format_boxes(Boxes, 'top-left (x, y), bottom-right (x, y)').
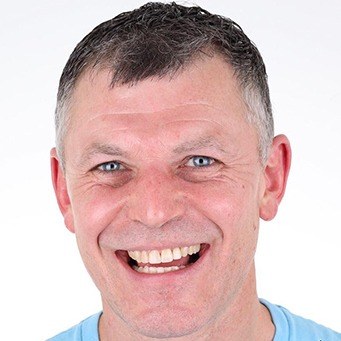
top-left (48, 2), bottom-right (340, 340)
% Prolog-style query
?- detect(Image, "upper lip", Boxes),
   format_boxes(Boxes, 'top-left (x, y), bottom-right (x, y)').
top-left (117, 241), bottom-right (206, 252)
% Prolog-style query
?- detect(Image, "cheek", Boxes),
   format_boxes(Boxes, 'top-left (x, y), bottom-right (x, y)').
top-left (70, 183), bottom-right (126, 240)
top-left (70, 184), bottom-right (128, 285)
top-left (186, 180), bottom-right (260, 232)
top-left (188, 181), bottom-right (260, 269)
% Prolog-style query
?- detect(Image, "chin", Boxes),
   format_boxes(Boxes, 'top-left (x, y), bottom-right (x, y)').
top-left (127, 307), bottom-right (209, 339)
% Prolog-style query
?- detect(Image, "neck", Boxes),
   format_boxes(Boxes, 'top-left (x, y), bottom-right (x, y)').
top-left (99, 263), bottom-right (275, 340)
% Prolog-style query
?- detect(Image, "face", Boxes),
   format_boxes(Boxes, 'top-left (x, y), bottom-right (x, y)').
top-left (52, 56), bottom-right (287, 339)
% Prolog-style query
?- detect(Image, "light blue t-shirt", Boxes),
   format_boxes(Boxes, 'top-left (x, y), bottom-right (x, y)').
top-left (48, 313), bottom-right (101, 341)
top-left (47, 300), bottom-right (341, 340)
top-left (260, 299), bottom-right (341, 341)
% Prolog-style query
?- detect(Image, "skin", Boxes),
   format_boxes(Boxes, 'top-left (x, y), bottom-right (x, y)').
top-left (51, 56), bottom-right (291, 340)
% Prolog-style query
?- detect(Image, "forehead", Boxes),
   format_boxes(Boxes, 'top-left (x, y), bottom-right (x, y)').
top-left (65, 56), bottom-right (255, 155)
top-left (72, 56), bottom-right (245, 113)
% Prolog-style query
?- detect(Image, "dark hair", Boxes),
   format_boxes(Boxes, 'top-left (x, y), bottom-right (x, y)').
top-left (56, 2), bottom-right (273, 163)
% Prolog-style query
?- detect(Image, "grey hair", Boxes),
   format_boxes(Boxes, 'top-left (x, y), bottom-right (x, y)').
top-left (55, 2), bottom-right (274, 166)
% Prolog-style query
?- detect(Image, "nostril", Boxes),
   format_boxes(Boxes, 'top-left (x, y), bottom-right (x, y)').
top-left (127, 180), bottom-right (184, 229)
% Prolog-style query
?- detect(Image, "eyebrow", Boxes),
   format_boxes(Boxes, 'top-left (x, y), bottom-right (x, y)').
top-left (80, 136), bottom-right (227, 166)
top-left (172, 136), bottom-right (227, 154)
top-left (80, 142), bottom-right (127, 165)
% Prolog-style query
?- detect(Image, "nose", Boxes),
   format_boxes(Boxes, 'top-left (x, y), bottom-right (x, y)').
top-left (126, 167), bottom-right (184, 228)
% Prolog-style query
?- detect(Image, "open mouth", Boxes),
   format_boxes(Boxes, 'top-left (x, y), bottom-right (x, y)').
top-left (116, 244), bottom-right (208, 274)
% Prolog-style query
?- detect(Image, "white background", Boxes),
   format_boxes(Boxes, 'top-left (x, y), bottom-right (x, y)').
top-left (0, 1), bottom-right (340, 340)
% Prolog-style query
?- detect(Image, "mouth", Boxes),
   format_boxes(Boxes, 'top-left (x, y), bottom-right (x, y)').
top-left (116, 244), bottom-right (208, 275)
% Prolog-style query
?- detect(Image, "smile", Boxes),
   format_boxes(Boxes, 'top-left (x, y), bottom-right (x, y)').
top-left (125, 244), bottom-right (205, 274)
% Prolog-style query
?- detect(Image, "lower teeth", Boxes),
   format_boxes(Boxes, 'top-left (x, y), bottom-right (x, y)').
top-left (133, 265), bottom-right (185, 274)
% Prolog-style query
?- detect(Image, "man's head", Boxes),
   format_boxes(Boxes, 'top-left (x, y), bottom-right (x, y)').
top-left (51, 2), bottom-right (290, 339)
top-left (55, 2), bottom-right (273, 167)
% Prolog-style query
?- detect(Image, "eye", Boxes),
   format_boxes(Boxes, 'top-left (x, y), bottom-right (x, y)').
top-left (186, 156), bottom-right (215, 168)
top-left (97, 161), bottom-right (124, 172)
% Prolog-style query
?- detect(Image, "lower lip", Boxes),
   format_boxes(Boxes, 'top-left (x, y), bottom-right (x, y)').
top-left (115, 245), bottom-right (210, 282)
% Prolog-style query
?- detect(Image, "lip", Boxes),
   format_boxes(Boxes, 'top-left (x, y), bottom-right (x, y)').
top-left (115, 243), bottom-right (210, 282)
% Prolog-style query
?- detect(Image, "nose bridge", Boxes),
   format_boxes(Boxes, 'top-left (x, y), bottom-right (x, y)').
top-left (127, 166), bottom-right (183, 228)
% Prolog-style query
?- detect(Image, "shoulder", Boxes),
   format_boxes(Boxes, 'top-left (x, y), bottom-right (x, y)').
top-left (46, 312), bottom-right (101, 341)
top-left (261, 299), bottom-right (341, 341)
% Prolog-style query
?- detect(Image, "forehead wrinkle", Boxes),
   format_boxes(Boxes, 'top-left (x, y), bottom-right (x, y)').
top-left (79, 94), bottom-right (228, 119)
top-left (172, 136), bottom-right (228, 154)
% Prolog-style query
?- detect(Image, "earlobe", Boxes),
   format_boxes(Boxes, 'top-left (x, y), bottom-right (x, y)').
top-left (50, 148), bottom-right (75, 233)
top-left (259, 135), bottom-right (291, 221)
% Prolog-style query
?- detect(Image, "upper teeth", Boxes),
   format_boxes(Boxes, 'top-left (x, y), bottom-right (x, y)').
top-left (128, 244), bottom-right (200, 264)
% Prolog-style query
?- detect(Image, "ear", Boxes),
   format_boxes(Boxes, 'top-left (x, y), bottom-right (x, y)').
top-left (50, 148), bottom-right (75, 233)
top-left (259, 134), bottom-right (291, 221)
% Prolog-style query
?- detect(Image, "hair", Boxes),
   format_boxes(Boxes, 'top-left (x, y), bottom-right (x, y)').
top-left (55, 2), bottom-right (274, 166)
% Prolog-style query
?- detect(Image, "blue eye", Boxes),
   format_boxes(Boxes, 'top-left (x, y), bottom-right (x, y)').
top-left (186, 156), bottom-right (215, 167)
top-left (98, 161), bottom-right (122, 172)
